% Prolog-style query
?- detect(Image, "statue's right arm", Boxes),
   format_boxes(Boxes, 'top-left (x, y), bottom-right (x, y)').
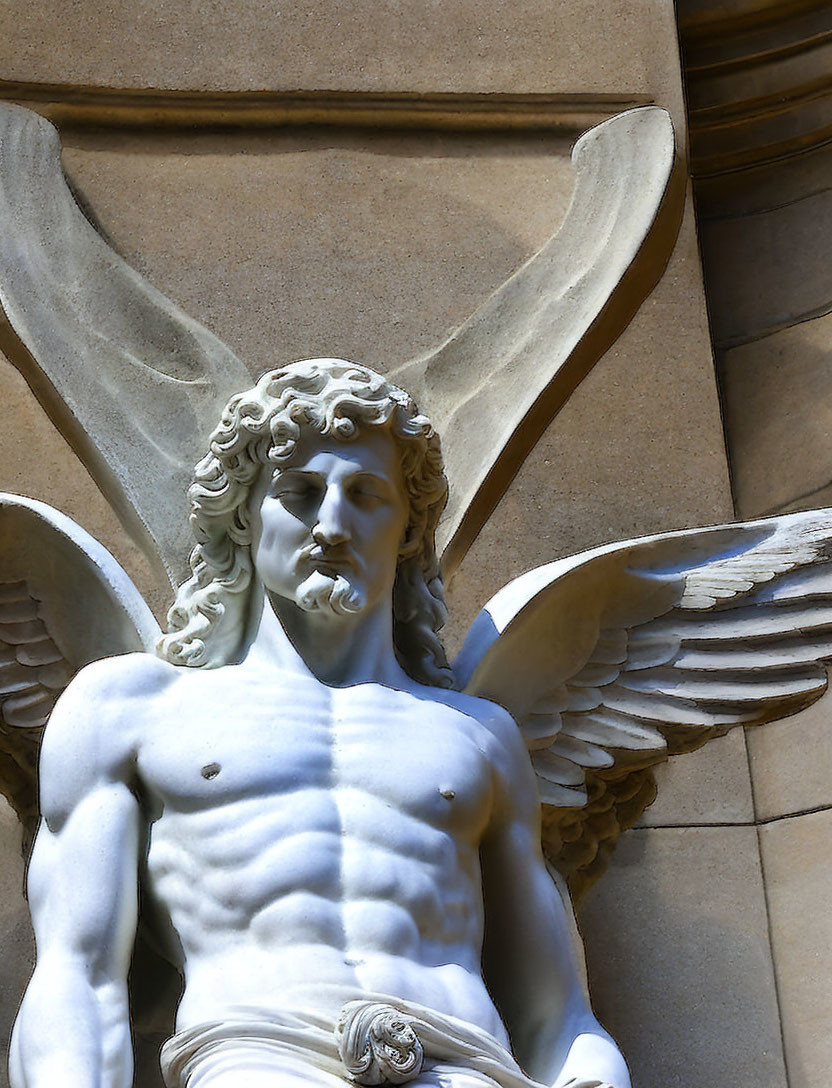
top-left (9, 659), bottom-right (148, 1088)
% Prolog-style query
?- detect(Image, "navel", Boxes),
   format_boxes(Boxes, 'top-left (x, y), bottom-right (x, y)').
top-left (439, 786), bottom-right (456, 801)
top-left (201, 762), bottom-right (222, 780)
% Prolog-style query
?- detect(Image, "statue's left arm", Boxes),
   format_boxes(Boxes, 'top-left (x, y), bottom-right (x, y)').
top-left (479, 706), bottom-right (630, 1088)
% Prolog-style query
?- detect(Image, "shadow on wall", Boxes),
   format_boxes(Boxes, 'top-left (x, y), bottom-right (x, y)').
top-left (577, 825), bottom-right (787, 1088)
top-left (58, 125), bottom-right (575, 378)
top-left (719, 318), bottom-right (832, 521)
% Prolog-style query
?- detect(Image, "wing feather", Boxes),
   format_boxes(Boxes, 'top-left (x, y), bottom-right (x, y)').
top-left (456, 507), bottom-right (832, 895)
top-left (673, 639), bottom-right (832, 670)
top-left (16, 639), bottom-right (64, 668)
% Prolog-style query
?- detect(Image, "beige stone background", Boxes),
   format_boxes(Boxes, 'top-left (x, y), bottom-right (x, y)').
top-left (0, 1), bottom-right (830, 1086)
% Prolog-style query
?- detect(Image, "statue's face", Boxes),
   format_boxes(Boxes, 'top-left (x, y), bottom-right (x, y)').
top-left (249, 426), bottom-right (409, 617)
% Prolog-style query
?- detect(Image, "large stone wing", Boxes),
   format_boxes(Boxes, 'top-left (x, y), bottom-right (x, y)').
top-left (0, 104), bottom-right (252, 588)
top-left (0, 494), bottom-right (160, 846)
top-left (454, 509), bottom-right (832, 896)
top-left (392, 105), bottom-right (682, 574)
top-left (0, 102), bottom-right (680, 586)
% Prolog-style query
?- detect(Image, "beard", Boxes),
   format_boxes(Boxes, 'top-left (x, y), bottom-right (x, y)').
top-left (295, 569), bottom-right (366, 616)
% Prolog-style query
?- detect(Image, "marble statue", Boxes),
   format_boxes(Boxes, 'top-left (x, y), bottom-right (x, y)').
top-left (8, 360), bottom-right (632, 1088)
top-left (6, 358), bottom-right (832, 1088)
top-left (2, 104), bottom-right (832, 1088)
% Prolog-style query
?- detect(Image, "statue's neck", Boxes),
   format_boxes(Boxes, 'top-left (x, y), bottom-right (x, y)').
top-left (244, 591), bottom-right (410, 689)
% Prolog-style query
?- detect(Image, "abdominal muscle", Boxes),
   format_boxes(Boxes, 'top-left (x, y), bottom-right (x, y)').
top-left (175, 941), bottom-right (509, 1049)
top-left (148, 811), bottom-right (510, 1049)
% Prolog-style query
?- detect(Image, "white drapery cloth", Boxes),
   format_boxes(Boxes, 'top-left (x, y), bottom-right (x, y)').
top-left (160, 995), bottom-right (550, 1088)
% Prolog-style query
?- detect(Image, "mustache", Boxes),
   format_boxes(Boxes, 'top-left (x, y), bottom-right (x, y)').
top-left (300, 542), bottom-right (358, 567)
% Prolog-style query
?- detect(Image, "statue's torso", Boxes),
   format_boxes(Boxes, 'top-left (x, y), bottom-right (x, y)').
top-left (133, 662), bottom-right (508, 1043)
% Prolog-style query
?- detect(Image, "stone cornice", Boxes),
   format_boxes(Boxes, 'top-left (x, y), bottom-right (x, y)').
top-left (0, 81), bottom-right (650, 132)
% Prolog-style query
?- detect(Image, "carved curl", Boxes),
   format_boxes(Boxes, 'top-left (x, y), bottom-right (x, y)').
top-left (336, 1002), bottom-right (424, 1085)
top-left (157, 359), bottom-right (453, 687)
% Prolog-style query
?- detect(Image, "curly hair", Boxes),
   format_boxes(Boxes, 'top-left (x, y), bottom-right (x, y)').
top-left (157, 359), bottom-right (454, 688)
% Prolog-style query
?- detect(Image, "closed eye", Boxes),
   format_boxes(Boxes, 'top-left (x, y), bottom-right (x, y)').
top-left (271, 471), bottom-right (324, 502)
top-left (349, 477), bottom-right (392, 505)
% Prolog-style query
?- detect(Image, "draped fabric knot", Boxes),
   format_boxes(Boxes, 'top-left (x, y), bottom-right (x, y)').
top-left (336, 1002), bottom-right (425, 1085)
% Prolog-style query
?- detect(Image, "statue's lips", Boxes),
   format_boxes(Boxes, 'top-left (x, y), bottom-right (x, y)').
top-left (302, 546), bottom-right (358, 576)
top-left (312, 562), bottom-right (348, 578)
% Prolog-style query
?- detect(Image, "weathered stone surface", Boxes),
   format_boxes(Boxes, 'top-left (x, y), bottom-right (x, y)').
top-left (0, 0), bottom-right (684, 115)
top-left (677, 0), bottom-right (815, 33)
top-left (696, 141), bottom-right (832, 221)
top-left (0, 358), bottom-right (168, 620)
top-left (747, 689), bottom-right (832, 821)
top-left (579, 825), bottom-right (788, 1088)
top-left (720, 312), bottom-right (832, 519)
top-left (759, 809), bottom-right (832, 1088)
top-left (679, 0), bottom-right (832, 532)
top-left (700, 191), bottom-right (832, 348)
top-left (636, 728), bottom-right (754, 828)
top-left (59, 127), bottom-right (574, 381)
top-left (679, 0), bottom-right (832, 181)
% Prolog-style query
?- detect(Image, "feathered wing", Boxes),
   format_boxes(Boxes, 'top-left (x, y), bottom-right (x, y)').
top-left (0, 103), bottom-right (252, 588)
top-left (0, 493), bottom-right (160, 847)
top-left (454, 508), bottom-right (832, 897)
top-left (393, 105), bottom-right (682, 575)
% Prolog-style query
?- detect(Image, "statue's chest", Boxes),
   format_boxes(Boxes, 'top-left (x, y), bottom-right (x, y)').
top-left (138, 680), bottom-right (493, 836)
top-left (137, 676), bottom-right (332, 805)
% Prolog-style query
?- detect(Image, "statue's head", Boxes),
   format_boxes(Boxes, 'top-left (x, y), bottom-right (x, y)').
top-left (157, 359), bottom-right (453, 687)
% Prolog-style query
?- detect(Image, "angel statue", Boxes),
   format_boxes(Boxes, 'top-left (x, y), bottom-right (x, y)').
top-left (1, 102), bottom-right (831, 1088)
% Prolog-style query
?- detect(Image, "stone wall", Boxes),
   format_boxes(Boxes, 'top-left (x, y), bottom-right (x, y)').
top-left (0, 2), bottom-right (828, 1086)
top-left (671, 5), bottom-right (832, 1084)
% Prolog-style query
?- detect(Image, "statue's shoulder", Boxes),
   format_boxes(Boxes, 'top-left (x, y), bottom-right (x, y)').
top-left (38, 653), bottom-right (180, 813)
top-left (45, 652), bottom-right (180, 750)
top-left (417, 683), bottom-right (521, 747)
top-left (64, 650), bottom-right (180, 705)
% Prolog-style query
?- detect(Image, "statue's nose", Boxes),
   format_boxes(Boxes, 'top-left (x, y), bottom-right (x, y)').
top-left (312, 485), bottom-right (351, 546)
